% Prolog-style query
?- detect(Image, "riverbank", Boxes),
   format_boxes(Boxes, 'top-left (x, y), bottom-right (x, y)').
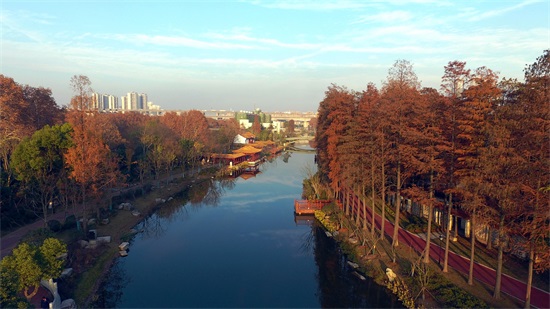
top-left (313, 206), bottom-right (534, 309)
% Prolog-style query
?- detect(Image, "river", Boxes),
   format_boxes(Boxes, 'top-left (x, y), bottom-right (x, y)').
top-left (94, 151), bottom-right (403, 308)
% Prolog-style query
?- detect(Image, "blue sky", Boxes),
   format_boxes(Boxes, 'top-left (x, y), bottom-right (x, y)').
top-left (1, 0), bottom-right (548, 112)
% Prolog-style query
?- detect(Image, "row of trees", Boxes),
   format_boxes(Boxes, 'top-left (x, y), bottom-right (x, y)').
top-left (314, 51), bottom-right (549, 307)
top-left (0, 74), bottom-right (243, 233)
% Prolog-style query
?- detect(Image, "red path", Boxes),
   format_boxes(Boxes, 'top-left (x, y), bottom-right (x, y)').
top-left (344, 193), bottom-right (550, 309)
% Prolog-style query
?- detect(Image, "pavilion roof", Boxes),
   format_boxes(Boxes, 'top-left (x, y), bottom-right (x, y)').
top-left (251, 140), bottom-right (275, 148)
top-left (241, 132), bottom-right (256, 139)
top-left (211, 153), bottom-right (246, 159)
top-left (233, 145), bottom-right (262, 154)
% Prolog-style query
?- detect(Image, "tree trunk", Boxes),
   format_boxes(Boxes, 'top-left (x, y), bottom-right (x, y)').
top-left (380, 161), bottom-right (386, 241)
top-left (486, 226), bottom-right (492, 250)
top-left (355, 187), bottom-right (361, 226)
top-left (392, 163), bottom-right (401, 247)
top-left (362, 184), bottom-right (367, 230)
top-left (443, 193), bottom-right (453, 273)
top-left (370, 160), bottom-right (376, 236)
top-left (524, 244), bottom-right (534, 308)
top-left (344, 188), bottom-right (350, 216)
top-left (493, 214), bottom-right (505, 299)
top-left (423, 169), bottom-right (434, 264)
top-left (24, 285), bottom-right (40, 300)
top-left (468, 213), bottom-right (476, 285)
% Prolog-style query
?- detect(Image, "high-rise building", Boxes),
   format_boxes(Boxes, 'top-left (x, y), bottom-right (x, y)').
top-left (122, 92), bottom-right (148, 110)
top-left (138, 93), bottom-right (147, 110)
top-left (92, 93), bottom-right (118, 111)
top-left (121, 96), bottom-right (128, 110)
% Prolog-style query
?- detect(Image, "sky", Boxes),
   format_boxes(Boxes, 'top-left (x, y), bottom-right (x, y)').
top-left (1, 0), bottom-right (548, 112)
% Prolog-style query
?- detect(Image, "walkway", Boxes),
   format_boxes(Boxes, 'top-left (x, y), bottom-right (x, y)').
top-left (345, 193), bottom-right (550, 309)
top-left (1, 211), bottom-right (69, 259)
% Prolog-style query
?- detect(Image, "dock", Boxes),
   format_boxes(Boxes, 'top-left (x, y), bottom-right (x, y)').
top-left (294, 200), bottom-right (332, 215)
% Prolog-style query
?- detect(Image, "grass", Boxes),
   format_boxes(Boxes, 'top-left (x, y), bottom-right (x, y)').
top-left (74, 245), bottom-right (118, 305)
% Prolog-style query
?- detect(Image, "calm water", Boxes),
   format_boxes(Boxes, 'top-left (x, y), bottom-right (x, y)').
top-left (95, 152), bottom-right (402, 308)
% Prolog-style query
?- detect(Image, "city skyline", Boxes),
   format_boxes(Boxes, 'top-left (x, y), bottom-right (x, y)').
top-left (2, 0), bottom-right (548, 112)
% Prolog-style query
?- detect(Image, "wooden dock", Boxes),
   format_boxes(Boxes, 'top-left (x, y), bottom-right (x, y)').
top-left (294, 199), bottom-right (332, 215)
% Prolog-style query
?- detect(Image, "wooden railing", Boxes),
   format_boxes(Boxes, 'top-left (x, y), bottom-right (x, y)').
top-left (294, 199), bottom-right (332, 215)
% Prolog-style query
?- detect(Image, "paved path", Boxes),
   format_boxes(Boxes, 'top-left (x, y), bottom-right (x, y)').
top-left (1, 211), bottom-right (70, 259)
top-left (345, 193), bottom-right (550, 309)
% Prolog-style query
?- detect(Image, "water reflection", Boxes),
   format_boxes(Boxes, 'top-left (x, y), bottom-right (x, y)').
top-left (94, 153), bottom-right (402, 308)
top-left (313, 226), bottom-right (404, 308)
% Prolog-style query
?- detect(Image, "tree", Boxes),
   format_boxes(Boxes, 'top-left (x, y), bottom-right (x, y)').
top-left (69, 75), bottom-right (93, 111)
top-left (21, 85), bottom-right (63, 131)
top-left (516, 50), bottom-right (550, 308)
top-left (141, 119), bottom-right (177, 184)
top-left (380, 59), bottom-right (423, 249)
top-left (0, 75), bottom-right (28, 192)
top-left (252, 115), bottom-right (262, 135)
top-left (416, 87), bottom-right (447, 264)
top-left (11, 124), bottom-right (73, 225)
top-left (209, 118), bottom-right (240, 154)
top-left (439, 60), bottom-right (471, 272)
top-left (65, 75), bottom-right (121, 228)
top-left (357, 83), bottom-right (382, 236)
top-left (455, 66), bottom-right (501, 285)
top-left (287, 119), bottom-right (295, 136)
top-left (0, 238), bottom-right (67, 300)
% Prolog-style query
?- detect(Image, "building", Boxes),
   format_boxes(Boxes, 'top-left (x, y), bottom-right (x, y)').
top-left (121, 92), bottom-right (148, 111)
top-left (92, 93), bottom-right (119, 111)
top-left (234, 132), bottom-right (256, 144)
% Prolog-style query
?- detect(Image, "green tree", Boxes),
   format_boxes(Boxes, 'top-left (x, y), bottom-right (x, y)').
top-left (0, 238), bottom-right (66, 300)
top-left (11, 124), bottom-right (73, 224)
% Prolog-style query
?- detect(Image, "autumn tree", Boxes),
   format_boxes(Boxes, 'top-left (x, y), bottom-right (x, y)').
top-left (22, 85), bottom-right (64, 131)
top-left (455, 66), bottom-right (501, 285)
top-left (209, 118), bottom-right (240, 154)
top-left (287, 119), bottom-right (295, 136)
top-left (109, 112), bottom-right (149, 180)
top-left (0, 75), bottom-right (28, 191)
top-left (415, 87), bottom-right (447, 264)
top-left (141, 119), bottom-right (178, 185)
top-left (65, 75), bottom-right (121, 228)
top-left (252, 115), bottom-right (262, 135)
top-left (514, 50), bottom-right (550, 308)
top-left (439, 60), bottom-right (471, 272)
top-left (316, 84), bottom-right (357, 203)
top-left (379, 59), bottom-right (423, 249)
top-left (356, 83), bottom-right (381, 236)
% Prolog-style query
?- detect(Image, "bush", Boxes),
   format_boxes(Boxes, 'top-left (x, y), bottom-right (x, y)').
top-left (63, 215), bottom-right (76, 230)
top-left (47, 219), bottom-right (62, 232)
top-left (404, 215), bottom-right (428, 233)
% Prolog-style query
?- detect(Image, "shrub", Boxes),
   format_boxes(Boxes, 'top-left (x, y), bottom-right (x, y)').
top-left (404, 215), bottom-right (428, 233)
top-left (47, 219), bottom-right (62, 232)
top-left (63, 215), bottom-right (76, 230)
